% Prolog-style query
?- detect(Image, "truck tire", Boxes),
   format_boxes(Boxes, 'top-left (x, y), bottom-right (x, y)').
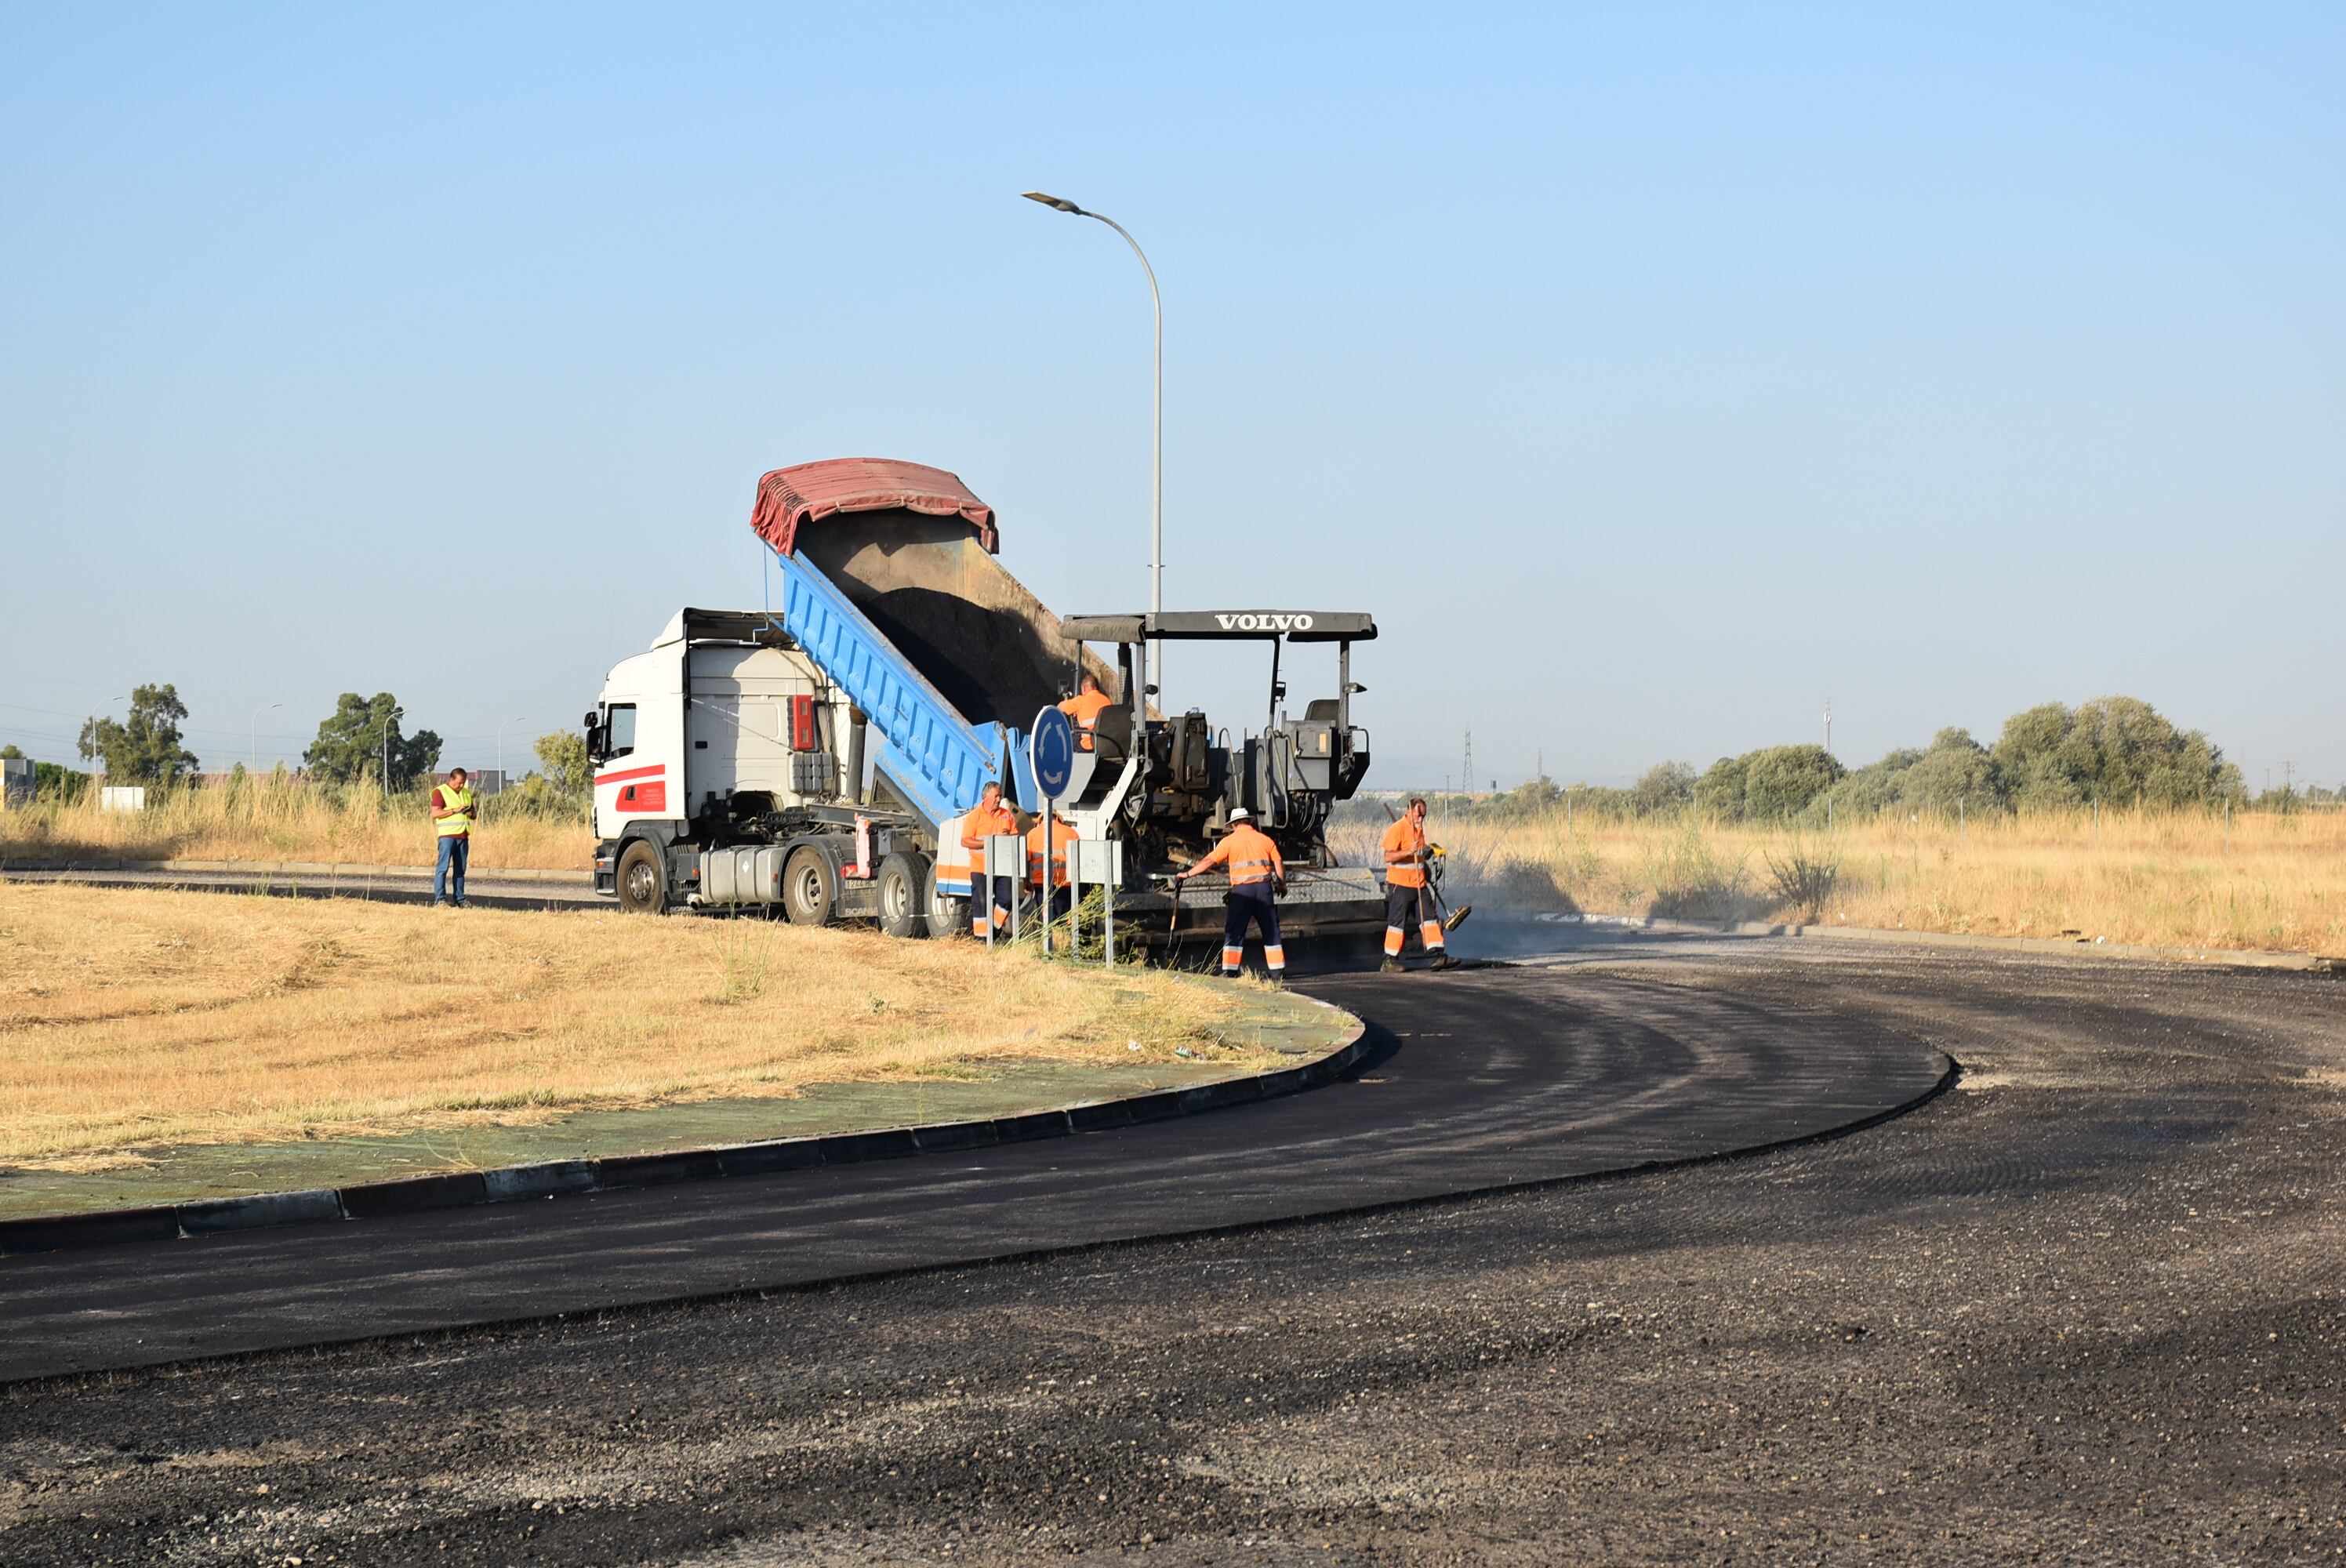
top-left (876, 851), bottom-right (928, 939)
top-left (615, 839), bottom-right (668, 915)
top-left (783, 844), bottom-right (838, 927)
top-left (920, 859), bottom-right (962, 940)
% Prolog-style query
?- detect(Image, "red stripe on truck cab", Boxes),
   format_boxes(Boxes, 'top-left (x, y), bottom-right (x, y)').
top-left (595, 763), bottom-right (666, 786)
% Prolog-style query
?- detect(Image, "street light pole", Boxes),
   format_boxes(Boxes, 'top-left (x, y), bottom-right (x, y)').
top-left (84, 694), bottom-right (129, 780)
top-left (250, 702), bottom-right (281, 774)
top-left (1022, 191), bottom-right (1163, 696)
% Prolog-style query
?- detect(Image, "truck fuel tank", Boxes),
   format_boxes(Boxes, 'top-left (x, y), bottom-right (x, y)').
top-left (699, 844), bottom-right (786, 906)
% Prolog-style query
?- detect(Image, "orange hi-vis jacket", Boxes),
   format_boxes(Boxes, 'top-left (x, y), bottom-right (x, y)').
top-left (1190, 822), bottom-right (1285, 887)
top-left (961, 800), bottom-right (1019, 858)
top-left (1026, 811), bottom-right (1077, 887)
top-left (1381, 816), bottom-right (1431, 888)
top-left (1059, 688), bottom-right (1114, 750)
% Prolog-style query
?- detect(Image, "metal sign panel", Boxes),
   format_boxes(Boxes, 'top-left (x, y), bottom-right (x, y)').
top-left (1029, 707), bottom-right (1093, 801)
top-left (1070, 837), bottom-right (1123, 884)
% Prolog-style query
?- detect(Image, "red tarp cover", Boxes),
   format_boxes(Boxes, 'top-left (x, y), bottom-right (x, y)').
top-left (750, 457), bottom-right (999, 557)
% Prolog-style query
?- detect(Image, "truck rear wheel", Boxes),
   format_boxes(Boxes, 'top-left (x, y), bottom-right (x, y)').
top-left (783, 845), bottom-right (838, 927)
top-left (920, 860), bottom-right (962, 939)
top-left (876, 851), bottom-right (928, 939)
top-left (615, 840), bottom-right (668, 915)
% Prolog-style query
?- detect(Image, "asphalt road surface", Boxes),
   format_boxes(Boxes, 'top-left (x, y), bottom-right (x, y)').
top-left (5, 930), bottom-right (2344, 1566)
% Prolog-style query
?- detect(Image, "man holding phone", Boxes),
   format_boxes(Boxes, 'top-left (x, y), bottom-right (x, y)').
top-left (430, 766), bottom-right (476, 907)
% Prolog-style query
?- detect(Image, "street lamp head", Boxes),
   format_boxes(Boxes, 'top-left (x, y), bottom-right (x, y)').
top-left (1022, 191), bottom-right (1084, 216)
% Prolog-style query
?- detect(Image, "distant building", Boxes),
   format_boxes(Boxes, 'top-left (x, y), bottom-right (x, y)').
top-left (434, 769), bottom-right (507, 796)
top-left (1, 757), bottom-right (31, 810)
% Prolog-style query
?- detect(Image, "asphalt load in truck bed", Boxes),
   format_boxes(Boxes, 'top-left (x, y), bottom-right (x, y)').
top-left (6, 935), bottom-right (2345, 1566)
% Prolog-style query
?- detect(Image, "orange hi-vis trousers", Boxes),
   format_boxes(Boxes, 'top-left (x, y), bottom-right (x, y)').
top-left (1222, 882), bottom-right (1284, 976)
top-left (1384, 882), bottom-right (1444, 957)
top-left (971, 876), bottom-right (1015, 939)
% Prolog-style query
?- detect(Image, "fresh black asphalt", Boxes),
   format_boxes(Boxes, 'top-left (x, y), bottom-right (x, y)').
top-left (0, 950), bottom-right (1949, 1384)
top-left (9, 930), bottom-right (2344, 1565)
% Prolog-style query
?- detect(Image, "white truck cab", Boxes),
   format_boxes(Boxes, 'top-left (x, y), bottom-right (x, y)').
top-left (586, 608), bottom-right (946, 933)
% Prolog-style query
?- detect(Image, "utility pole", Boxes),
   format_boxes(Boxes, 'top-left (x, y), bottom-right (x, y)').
top-left (1462, 729), bottom-right (1473, 799)
top-left (1823, 697), bottom-right (1833, 759)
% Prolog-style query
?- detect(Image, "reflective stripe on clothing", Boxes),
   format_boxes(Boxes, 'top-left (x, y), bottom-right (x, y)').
top-left (1384, 882), bottom-right (1442, 950)
top-left (1189, 823), bottom-right (1285, 886)
top-left (1380, 816), bottom-right (1429, 887)
top-left (1026, 815), bottom-right (1076, 887)
top-left (1221, 881), bottom-right (1282, 975)
top-left (434, 783), bottom-right (474, 838)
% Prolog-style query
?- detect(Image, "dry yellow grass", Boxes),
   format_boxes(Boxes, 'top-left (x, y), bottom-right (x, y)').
top-left (0, 883), bottom-right (1255, 1166)
top-left (1339, 808), bottom-right (2346, 956)
top-left (0, 778), bottom-right (593, 870)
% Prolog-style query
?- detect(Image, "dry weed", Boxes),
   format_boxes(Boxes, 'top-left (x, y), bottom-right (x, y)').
top-left (1338, 808), bottom-right (2346, 954)
top-left (0, 777), bottom-right (590, 870)
top-left (0, 884), bottom-right (1251, 1164)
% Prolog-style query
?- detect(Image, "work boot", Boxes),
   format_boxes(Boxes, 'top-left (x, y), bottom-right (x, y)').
top-left (1429, 953), bottom-right (1459, 971)
top-left (1378, 957), bottom-right (1404, 974)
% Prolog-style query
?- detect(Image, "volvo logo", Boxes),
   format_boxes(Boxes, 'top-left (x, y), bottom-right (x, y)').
top-left (1214, 613), bottom-right (1315, 631)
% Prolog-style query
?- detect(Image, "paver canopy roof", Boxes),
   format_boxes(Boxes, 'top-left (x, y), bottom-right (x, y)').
top-left (750, 458), bottom-right (1000, 557)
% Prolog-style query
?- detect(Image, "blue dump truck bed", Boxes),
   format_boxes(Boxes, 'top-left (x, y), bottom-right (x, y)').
top-left (773, 539), bottom-right (1039, 830)
top-left (753, 459), bottom-right (1109, 831)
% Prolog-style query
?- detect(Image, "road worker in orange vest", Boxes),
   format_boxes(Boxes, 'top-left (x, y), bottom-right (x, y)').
top-left (1380, 797), bottom-right (1456, 972)
top-left (960, 780), bottom-right (1021, 940)
top-left (1026, 804), bottom-right (1080, 950)
top-left (1058, 673), bottom-right (1114, 753)
top-left (1175, 806), bottom-right (1287, 981)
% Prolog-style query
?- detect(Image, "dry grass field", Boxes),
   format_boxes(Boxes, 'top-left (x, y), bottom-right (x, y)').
top-left (0, 779), bottom-right (593, 870)
top-left (0, 883), bottom-right (1255, 1167)
top-left (1338, 808), bottom-right (2346, 956)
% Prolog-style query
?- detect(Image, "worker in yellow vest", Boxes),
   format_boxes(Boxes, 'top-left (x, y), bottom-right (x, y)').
top-left (430, 766), bottom-right (476, 908)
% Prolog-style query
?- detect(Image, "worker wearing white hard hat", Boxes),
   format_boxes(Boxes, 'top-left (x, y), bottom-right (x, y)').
top-left (1175, 807), bottom-right (1287, 980)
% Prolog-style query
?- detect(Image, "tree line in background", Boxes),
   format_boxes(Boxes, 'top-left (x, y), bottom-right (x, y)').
top-left (3, 684), bottom-right (593, 816)
top-left (1356, 696), bottom-right (2330, 828)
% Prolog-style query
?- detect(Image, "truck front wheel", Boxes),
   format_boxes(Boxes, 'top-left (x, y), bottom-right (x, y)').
top-left (783, 845), bottom-right (838, 927)
top-left (616, 840), bottom-right (668, 915)
top-left (876, 851), bottom-right (928, 939)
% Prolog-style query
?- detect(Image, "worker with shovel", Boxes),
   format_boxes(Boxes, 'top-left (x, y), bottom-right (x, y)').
top-left (1175, 807), bottom-right (1287, 981)
top-left (1380, 797), bottom-right (1457, 972)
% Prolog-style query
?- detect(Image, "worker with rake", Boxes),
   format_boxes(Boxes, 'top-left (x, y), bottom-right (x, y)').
top-left (1174, 807), bottom-right (1287, 982)
top-left (1380, 797), bottom-right (1458, 972)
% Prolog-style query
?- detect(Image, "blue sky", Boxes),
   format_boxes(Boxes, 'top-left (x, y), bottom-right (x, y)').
top-left (2, 4), bottom-right (2339, 790)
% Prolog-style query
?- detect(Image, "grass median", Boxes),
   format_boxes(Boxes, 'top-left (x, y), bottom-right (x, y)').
top-left (0, 884), bottom-right (1307, 1203)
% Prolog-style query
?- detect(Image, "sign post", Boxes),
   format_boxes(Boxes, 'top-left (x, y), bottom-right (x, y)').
top-left (1028, 709), bottom-right (1094, 958)
top-left (982, 834), bottom-right (1025, 948)
top-left (1071, 837), bottom-right (1124, 968)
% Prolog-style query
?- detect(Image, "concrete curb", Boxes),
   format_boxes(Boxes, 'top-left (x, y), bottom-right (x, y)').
top-left (0, 996), bottom-right (1368, 1260)
top-left (1533, 911), bottom-right (2343, 974)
